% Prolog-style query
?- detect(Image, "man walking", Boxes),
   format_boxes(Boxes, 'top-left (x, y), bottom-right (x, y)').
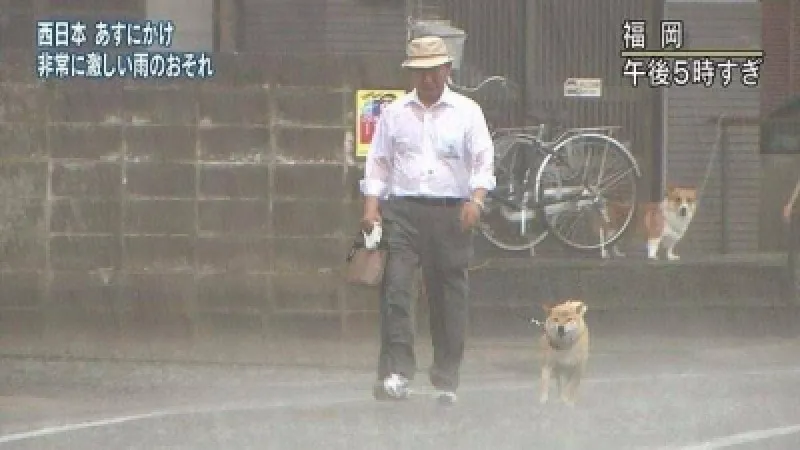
top-left (359, 35), bottom-right (495, 404)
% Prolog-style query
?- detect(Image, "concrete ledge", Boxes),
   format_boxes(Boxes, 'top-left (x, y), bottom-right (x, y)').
top-left (0, 253), bottom-right (791, 364)
top-left (468, 253), bottom-right (790, 310)
top-left (3, 306), bottom-right (799, 368)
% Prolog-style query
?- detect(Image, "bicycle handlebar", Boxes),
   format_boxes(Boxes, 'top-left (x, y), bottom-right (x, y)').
top-left (448, 75), bottom-right (509, 94)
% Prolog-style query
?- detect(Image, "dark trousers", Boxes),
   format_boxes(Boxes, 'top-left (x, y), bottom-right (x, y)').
top-left (377, 197), bottom-right (474, 391)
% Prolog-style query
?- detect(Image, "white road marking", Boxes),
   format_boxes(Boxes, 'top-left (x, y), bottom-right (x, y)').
top-left (3, 366), bottom-right (800, 444)
top-left (673, 424), bottom-right (800, 449)
top-left (0, 413), bottom-right (166, 444)
top-left (0, 398), bottom-right (363, 444)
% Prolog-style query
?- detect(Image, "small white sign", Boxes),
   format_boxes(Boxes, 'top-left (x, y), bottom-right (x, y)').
top-left (564, 78), bottom-right (603, 98)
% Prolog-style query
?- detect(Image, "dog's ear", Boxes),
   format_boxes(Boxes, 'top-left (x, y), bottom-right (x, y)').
top-left (575, 301), bottom-right (587, 316)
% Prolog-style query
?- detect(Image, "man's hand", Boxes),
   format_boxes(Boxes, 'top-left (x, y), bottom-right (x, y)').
top-left (361, 211), bottom-right (382, 232)
top-left (460, 201), bottom-right (482, 231)
top-left (361, 196), bottom-right (382, 231)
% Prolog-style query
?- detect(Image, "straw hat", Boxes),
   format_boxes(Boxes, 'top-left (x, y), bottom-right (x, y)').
top-left (401, 36), bottom-right (453, 69)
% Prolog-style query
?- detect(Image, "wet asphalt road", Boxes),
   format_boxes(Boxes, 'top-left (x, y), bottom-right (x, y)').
top-left (3, 315), bottom-right (800, 449)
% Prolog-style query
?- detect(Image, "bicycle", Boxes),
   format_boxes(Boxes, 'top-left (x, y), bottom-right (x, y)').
top-left (449, 75), bottom-right (642, 253)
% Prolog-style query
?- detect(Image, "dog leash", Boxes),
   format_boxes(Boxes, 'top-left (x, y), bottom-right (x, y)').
top-left (696, 113), bottom-right (727, 206)
top-left (528, 316), bottom-right (544, 327)
top-left (684, 99), bottom-right (727, 207)
top-left (509, 309), bottom-right (544, 328)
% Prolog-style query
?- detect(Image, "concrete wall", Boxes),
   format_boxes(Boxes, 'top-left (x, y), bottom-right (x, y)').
top-left (759, 0), bottom-right (800, 251)
top-left (241, 0), bottom-right (406, 55)
top-left (0, 50), bottom-right (410, 352)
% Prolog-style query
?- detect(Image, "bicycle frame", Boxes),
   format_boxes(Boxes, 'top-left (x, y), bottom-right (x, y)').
top-left (488, 185), bottom-right (588, 211)
top-left (488, 131), bottom-right (640, 219)
top-left (488, 132), bottom-right (586, 218)
top-left (452, 75), bottom-right (641, 244)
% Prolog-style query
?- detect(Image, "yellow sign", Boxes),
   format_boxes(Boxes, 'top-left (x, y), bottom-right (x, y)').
top-left (355, 89), bottom-right (406, 159)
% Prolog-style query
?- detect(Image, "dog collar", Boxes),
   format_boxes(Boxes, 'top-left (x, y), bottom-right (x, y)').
top-left (547, 329), bottom-right (584, 350)
top-left (547, 338), bottom-right (569, 350)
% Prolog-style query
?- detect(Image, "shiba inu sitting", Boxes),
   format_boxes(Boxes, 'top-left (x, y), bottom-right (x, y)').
top-left (539, 300), bottom-right (590, 407)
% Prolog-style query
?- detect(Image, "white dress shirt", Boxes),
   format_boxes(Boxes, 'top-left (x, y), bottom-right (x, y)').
top-left (359, 86), bottom-right (496, 200)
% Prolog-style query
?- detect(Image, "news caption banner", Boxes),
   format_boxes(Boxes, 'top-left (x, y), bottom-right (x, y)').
top-left (35, 19), bottom-right (214, 80)
top-left (620, 19), bottom-right (764, 88)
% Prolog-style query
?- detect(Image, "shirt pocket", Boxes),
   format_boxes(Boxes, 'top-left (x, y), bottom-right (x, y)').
top-left (435, 130), bottom-right (466, 161)
top-left (390, 135), bottom-right (417, 156)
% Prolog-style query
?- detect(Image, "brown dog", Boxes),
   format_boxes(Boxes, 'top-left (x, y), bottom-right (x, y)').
top-left (539, 300), bottom-right (590, 406)
top-left (598, 185), bottom-right (697, 260)
top-left (647, 185), bottom-right (697, 260)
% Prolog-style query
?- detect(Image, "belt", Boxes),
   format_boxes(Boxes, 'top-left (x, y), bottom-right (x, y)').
top-left (398, 196), bottom-right (466, 207)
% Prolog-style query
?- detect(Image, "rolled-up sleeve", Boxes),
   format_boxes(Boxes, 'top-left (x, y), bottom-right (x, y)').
top-left (359, 113), bottom-right (391, 198)
top-left (467, 105), bottom-right (496, 192)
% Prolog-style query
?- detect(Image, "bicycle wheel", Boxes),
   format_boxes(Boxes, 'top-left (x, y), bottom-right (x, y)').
top-left (534, 133), bottom-right (640, 251)
top-left (479, 133), bottom-right (550, 251)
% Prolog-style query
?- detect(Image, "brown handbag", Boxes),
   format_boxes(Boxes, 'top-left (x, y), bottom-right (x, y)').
top-left (345, 248), bottom-right (387, 286)
top-left (344, 227), bottom-right (387, 286)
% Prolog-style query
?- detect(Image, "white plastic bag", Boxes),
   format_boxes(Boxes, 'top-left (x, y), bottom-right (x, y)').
top-left (363, 222), bottom-right (382, 250)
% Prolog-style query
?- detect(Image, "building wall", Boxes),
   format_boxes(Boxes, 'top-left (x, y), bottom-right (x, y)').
top-left (324, 0), bottom-right (407, 55)
top-left (146, 0), bottom-right (214, 51)
top-left (25, 0), bottom-right (409, 55)
top-left (663, 1), bottom-right (762, 254)
top-left (0, 0), bottom-right (415, 347)
top-left (0, 47), bottom-right (411, 348)
top-left (0, 0), bottom-right (147, 51)
top-left (524, 0), bottom-right (662, 203)
top-left (759, 0), bottom-right (800, 251)
top-left (241, 0), bottom-right (406, 55)
top-left (761, 0), bottom-right (793, 116)
top-left (1, 0), bottom-right (211, 51)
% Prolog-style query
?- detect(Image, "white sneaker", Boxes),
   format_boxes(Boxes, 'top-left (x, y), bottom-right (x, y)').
top-left (435, 390), bottom-right (457, 405)
top-left (380, 374), bottom-right (411, 400)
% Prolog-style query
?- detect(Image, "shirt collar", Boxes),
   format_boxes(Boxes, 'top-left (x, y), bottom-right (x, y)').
top-left (404, 85), bottom-right (456, 109)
